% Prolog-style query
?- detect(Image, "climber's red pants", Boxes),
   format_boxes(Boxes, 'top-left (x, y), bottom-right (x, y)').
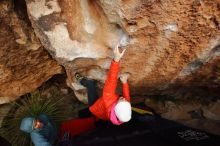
top-left (59, 117), bottom-right (96, 138)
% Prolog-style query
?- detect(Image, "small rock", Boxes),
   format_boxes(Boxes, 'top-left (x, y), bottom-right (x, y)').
top-left (188, 109), bottom-right (205, 119)
top-left (27, 43), bottom-right (41, 50)
top-left (74, 90), bottom-right (88, 104)
top-left (203, 100), bottom-right (220, 121)
top-left (60, 88), bottom-right (69, 95)
top-left (15, 38), bottom-right (26, 45)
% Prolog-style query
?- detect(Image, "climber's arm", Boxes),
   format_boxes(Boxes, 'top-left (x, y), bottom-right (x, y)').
top-left (102, 60), bottom-right (119, 96)
top-left (102, 44), bottom-right (127, 115)
top-left (102, 43), bottom-right (126, 96)
top-left (120, 73), bottom-right (130, 102)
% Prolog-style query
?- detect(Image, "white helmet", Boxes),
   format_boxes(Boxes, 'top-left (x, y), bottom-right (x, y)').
top-left (114, 98), bottom-right (132, 122)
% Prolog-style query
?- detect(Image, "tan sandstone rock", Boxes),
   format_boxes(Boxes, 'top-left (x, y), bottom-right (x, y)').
top-left (25, 0), bottom-right (220, 101)
top-left (0, 0), bottom-right (63, 104)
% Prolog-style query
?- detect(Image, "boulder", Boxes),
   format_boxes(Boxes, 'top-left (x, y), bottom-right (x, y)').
top-left (25, 0), bottom-right (220, 101)
top-left (0, 0), bottom-right (63, 104)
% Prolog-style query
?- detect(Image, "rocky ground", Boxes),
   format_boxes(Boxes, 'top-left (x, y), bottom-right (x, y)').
top-left (145, 98), bottom-right (220, 135)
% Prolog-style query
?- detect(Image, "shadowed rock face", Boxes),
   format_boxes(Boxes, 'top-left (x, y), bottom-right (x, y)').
top-left (23, 0), bottom-right (220, 102)
top-left (0, 0), bottom-right (63, 104)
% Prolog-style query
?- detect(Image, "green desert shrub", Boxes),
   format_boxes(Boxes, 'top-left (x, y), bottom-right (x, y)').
top-left (0, 90), bottom-right (66, 146)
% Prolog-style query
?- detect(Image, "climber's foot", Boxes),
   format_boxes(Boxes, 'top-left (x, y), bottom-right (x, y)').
top-left (75, 72), bottom-right (85, 82)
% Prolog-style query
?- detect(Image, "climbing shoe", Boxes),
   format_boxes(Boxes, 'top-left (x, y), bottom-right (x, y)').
top-left (75, 72), bottom-right (85, 82)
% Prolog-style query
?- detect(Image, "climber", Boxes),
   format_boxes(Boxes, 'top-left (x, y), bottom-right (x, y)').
top-left (75, 43), bottom-right (131, 125)
top-left (20, 114), bottom-right (57, 146)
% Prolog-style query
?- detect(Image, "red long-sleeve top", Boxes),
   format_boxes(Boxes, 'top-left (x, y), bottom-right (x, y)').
top-left (89, 61), bottom-right (130, 120)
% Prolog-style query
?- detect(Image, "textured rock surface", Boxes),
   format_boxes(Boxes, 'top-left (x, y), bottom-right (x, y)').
top-left (25, 0), bottom-right (220, 102)
top-left (0, 0), bottom-right (63, 104)
top-left (145, 99), bottom-right (220, 135)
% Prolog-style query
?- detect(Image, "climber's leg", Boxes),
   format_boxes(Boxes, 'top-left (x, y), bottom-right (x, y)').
top-left (80, 78), bottom-right (99, 106)
top-left (75, 73), bottom-right (99, 106)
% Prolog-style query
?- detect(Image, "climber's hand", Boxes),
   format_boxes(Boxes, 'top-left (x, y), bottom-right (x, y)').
top-left (119, 73), bottom-right (130, 84)
top-left (113, 43), bottom-right (126, 62)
